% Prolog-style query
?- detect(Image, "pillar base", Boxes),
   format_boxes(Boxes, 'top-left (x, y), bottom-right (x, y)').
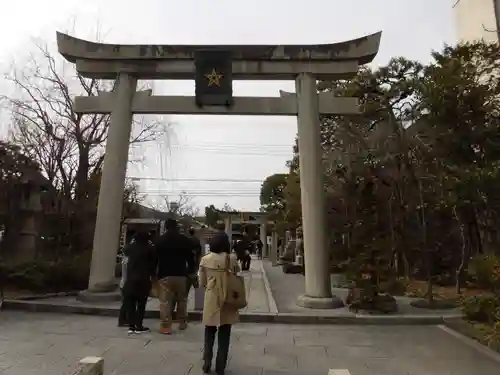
top-left (77, 289), bottom-right (121, 303)
top-left (296, 294), bottom-right (344, 309)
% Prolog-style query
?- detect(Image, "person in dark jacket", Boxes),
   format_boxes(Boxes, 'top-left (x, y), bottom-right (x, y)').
top-left (170, 226), bottom-right (202, 315)
top-left (187, 227), bottom-right (202, 293)
top-left (255, 239), bottom-right (263, 260)
top-left (155, 219), bottom-right (195, 334)
top-left (234, 232), bottom-right (252, 271)
top-left (122, 230), bottom-right (156, 334)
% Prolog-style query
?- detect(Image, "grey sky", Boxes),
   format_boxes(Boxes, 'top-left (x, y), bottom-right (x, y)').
top-left (0, 0), bottom-right (457, 212)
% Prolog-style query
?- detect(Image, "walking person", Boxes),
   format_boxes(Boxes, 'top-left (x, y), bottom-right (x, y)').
top-left (155, 219), bottom-right (195, 334)
top-left (235, 232), bottom-right (252, 271)
top-left (199, 232), bottom-right (240, 375)
top-left (255, 238), bottom-right (263, 260)
top-left (122, 230), bottom-right (157, 334)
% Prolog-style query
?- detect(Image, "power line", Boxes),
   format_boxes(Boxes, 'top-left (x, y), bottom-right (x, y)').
top-left (172, 142), bottom-right (292, 148)
top-left (170, 148), bottom-right (292, 156)
top-left (165, 143), bottom-right (294, 156)
top-left (142, 193), bottom-right (260, 197)
top-left (141, 188), bottom-right (260, 191)
top-left (140, 190), bottom-right (261, 195)
top-left (140, 189), bottom-right (261, 195)
top-left (144, 195), bottom-right (259, 198)
top-left (127, 177), bottom-right (264, 183)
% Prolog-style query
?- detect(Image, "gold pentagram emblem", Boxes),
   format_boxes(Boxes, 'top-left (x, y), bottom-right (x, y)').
top-left (205, 68), bottom-right (223, 87)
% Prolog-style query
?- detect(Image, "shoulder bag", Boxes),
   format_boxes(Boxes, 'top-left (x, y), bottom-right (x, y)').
top-left (224, 254), bottom-right (247, 309)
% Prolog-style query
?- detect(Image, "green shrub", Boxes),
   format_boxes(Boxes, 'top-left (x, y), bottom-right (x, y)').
top-left (490, 311), bottom-right (500, 346)
top-left (4, 251), bottom-right (91, 292)
top-left (460, 295), bottom-right (500, 323)
top-left (468, 254), bottom-right (500, 291)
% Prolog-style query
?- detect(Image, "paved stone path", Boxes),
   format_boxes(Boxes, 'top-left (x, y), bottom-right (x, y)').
top-left (239, 259), bottom-right (274, 314)
top-left (145, 257), bottom-right (271, 314)
top-left (16, 258), bottom-right (273, 314)
top-left (262, 260), bottom-right (461, 317)
top-left (0, 311), bottom-right (499, 375)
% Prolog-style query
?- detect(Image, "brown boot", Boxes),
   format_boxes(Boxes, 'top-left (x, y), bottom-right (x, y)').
top-left (179, 321), bottom-right (188, 331)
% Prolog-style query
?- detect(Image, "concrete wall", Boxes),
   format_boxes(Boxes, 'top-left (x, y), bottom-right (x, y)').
top-left (454, 0), bottom-right (499, 43)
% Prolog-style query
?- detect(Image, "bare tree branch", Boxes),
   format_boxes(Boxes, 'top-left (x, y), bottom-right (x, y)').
top-left (150, 194), bottom-right (200, 218)
top-left (1, 38), bottom-right (172, 204)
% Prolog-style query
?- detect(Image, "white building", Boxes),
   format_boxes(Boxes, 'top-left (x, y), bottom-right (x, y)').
top-left (454, 0), bottom-right (499, 42)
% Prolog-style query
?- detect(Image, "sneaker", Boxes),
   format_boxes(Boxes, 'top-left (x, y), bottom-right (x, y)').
top-left (128, 328), bottom-right (135, 335)
top-left (159, 327), bottom-right (172, 335)
top-left (134, 326), bottom-right (150, 334)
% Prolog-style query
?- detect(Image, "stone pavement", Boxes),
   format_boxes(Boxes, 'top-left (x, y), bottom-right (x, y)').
top-left (4, 258), bottom-right (274, 315)
top-left (142, 257), bottom-right (273, 314)
top-left (0, 311), bottom-right (499, 375)
top-left (4, 258), bottom-right (464, 323)
top-left (262, 260), bottom-right (462, 318)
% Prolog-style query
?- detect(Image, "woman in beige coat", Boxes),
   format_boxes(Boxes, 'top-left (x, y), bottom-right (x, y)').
top-left (199, 232), bottom-right (240, 375)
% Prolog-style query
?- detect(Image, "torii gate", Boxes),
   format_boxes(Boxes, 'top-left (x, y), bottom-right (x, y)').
top-left (56, 31), bottom-right (381, 308)
top-left (217, 211), bottom-right (272, 254)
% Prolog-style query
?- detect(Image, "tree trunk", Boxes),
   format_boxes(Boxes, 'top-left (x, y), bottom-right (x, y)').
top-left (471, 208), bottom-right (483, 254)
top-left (388, 197), bottom-right (398, 275)
top-left (418, 178), bottom-right (433, 304)
top-left (453, 206), bottom-right (467, 295)
top-left (426, 275), bottom-right (434, 304)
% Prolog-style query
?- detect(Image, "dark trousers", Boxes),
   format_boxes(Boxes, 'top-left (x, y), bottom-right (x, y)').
top-left (203, 324), bottom-right (231, 373)
top-left (118, 288), bottom-right (129, 325)
top-left (257, 248), bottom-right (262, 260)
top-left (241, 255), bottom-right (251, 270)
top-left (123, 281), bottom-right (150, 329)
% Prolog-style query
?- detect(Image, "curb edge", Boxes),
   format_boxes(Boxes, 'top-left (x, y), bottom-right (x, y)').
top-left (260, 259), bottom-right (279, 314)
top-left (438, 323), bottom-right (500, 364)
top-left (3, 299), bottom-right (458, 325)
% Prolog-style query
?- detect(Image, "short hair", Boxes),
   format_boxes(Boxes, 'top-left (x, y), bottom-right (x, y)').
top-left (208, 232), bottom-right (230, 254)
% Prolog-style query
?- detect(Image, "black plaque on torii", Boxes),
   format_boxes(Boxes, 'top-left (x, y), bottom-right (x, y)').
top-left (195, 50), bottom-right (233, 107)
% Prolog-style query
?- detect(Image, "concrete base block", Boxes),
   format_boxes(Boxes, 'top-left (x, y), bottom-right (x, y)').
top-left (296, 294), bottom-right (344, 309)
top-left (77, 289), bottom-right (121, 303)
top-left (75, 356), bottom-right (104, 375)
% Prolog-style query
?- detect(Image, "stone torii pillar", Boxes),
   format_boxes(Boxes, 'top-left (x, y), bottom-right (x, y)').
top-left (80, 74), bottom-right (137, 299)
top-left (270, 231), bottom-right (279, 266)
top-left (259, 222), bottom-right (267, 258)
top-left (224, 215), bottom-right (233, 245)
top-left (294, 73), bottom-right (342, 308)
